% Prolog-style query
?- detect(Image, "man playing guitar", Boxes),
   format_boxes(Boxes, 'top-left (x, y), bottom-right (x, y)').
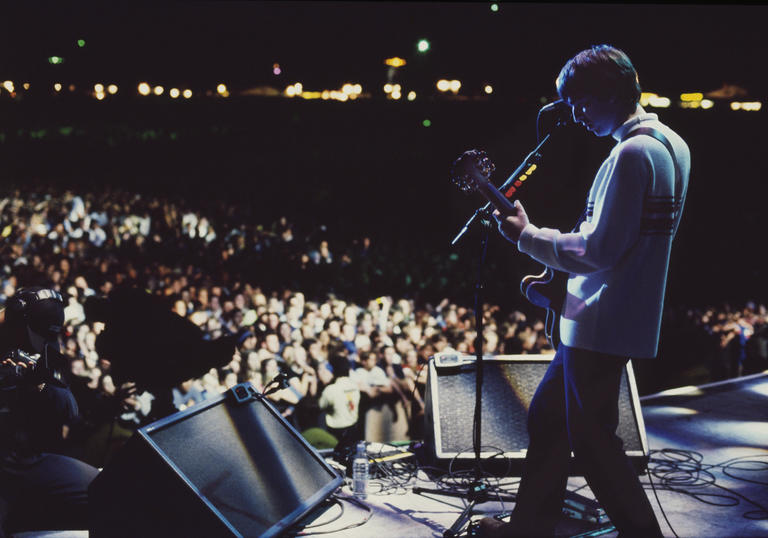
top-left (474, 45), bottom-right (690, 537)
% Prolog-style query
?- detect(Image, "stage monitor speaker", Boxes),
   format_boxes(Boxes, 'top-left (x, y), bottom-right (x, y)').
top-left (89, 383), bottom-right (343, 538)
top-left (424, 354), bottom-right (649, 473)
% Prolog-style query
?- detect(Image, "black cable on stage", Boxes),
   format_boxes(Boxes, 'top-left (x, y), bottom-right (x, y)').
top-left (292, 492), bottom-right (374, 536)
top-left (646, 466), bottom-right (679, 538)
top-left (645, 449), bottom-right (768, 523)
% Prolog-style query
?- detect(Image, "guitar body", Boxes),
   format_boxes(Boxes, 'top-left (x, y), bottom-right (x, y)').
top-left (520, 267), bottom-right (567, 349)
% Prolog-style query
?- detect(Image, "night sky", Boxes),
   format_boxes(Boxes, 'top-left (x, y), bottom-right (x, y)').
top-left (1, 3), bottom-right (767, 98)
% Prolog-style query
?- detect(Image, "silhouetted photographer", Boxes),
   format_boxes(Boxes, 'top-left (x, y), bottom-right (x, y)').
top-left (0, 287), bottom-right (99, 536)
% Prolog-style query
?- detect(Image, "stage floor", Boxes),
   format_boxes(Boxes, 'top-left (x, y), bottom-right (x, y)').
top-left (13, 372), bottom-right (768, 538)
top-left (291, 372), bottom-right (768, 538)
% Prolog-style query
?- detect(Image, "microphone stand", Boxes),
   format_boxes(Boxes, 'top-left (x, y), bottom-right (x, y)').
top-left (418, 113), bottom-right (567, 538)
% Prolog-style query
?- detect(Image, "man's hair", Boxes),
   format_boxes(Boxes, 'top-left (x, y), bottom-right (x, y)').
top-left (556, 44), bottom-right (641, 114)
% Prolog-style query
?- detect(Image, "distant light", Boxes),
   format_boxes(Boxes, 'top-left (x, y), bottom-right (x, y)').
top-left (679, 101), bottom-right (700, 109)
top-left (700, 99), bottom-right (714, 109)
top-left (153, 85), bottom-right (164, 96)
top-left (94, 83), bottom-right (105, 93)
top-left (216, 83), bottom-right (228, 96)
top-left (2, 81), bottom-right (14, 93)
top-left (322, 90), bottom-right (330, 100)
top-left (342, 83), bottom-right (354, 95)
top-left (293, 82), bottom-right (303, 94)
top-left (490, 3), bottom-right (499, 12)
top-left (170, 88), bottom-right (180, 99)
top-left (647, 96), bottom-right (671, 108)
top-left (484, 85), bottom-right (493, 95)
top-left (407, 91), bottom-right (416, 101)
top-left (417, 39), bottom-right (430, 53)
top-left (47, 56), bottom-right (64, 65)
top-left (732, 101), bottom-right (761, 111)
top-left (68, 84), bottom-right (76, 92)
top-left (22, 83), bottom-right (29, 90)
top-left (384, 56), bottom-right (407, 67)
top-left (639, 92), bottom-right (657, 107)
top-left (391, 90), bottom-right (402, 100)
top-left (436, 79), bottom-right (450, 92)
top-left (680, 92), bottom-right (704, 102)
top-left (384, 83), bottom-right (393, 93)
top-left (286, 86), bottom-right (297, 97)
top-left (352, 84), bottom-right (362, 94)
top-left (138, 82), bottom-right (151, 96)
top-left (273, 62), bottom-right (281, 75)
top-left (54, 83), bottom-right (62, 92)
top-left (107, 84), bottom-right (118, 95)
top-left (449, 80), bottom-right (462, 93)
top-left (182, 89), bottom-right (193, 99)
top-left (77, 39), bottom-right (86, 48)
top-left (422, 119), bottom-right (432, 127)
top-left (95, 92), bottom-right (105, 101)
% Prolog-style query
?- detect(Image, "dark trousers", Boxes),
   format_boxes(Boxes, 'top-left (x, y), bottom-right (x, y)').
top-left (512, 345), bottom-right (662, 537)
top-left (0, 453), bottom-right (99, 535)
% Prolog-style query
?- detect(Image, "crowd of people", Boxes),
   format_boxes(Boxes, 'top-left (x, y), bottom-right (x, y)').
top-left (0, 186), bottom-right (765, 467)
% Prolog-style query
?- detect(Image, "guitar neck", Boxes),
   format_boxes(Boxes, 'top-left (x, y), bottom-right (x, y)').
top-left (476, 182), bottom-right (516, 216)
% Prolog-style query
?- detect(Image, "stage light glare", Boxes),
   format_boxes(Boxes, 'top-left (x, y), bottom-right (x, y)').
top-left (449, 80), bottom-right (461, 93)
top-left (286, 86), bottom-right (297, 97)
top-left (731, 102), bottom-right (741, 111)
top-left (700, 99), bottom-right (714, 109)
top-left (94, 83), bottom-right (105, 93)
top-left (422, 119), bottom-right (432, 127)
top-left (170, 88), bottom-right (180, 99)
top-left (384, 83), bottom-right (393, 93)
top-left (2, 81), bottom-right (14, 93)
top-left (95, 92), bottom-right (105, 101)
top-left (491, 3), bottom-right (499, 12)
top-left (353, 84), bottom-right (362, 94)
top-left (484, 85), bottom-right (493, 94)
top-left (293, 82), bottom-right (303, 94)
top-left (342, 83), bottom-right (354, 95)
top-left (391, 91), bottom-right (401, 100)
top-left (107, 84), bottom-right (118, 95)
top-left (77, 39), bottom-right (86, 48)
top-left (407, 91), bottom-right (416, 101)
top-left (742, 102), bottom-right (762, 111)
top-left (217, 83), bottom-right (228, 95)
top-left (417, 39), bottom-right (430, 53)
top-left (153, 86), bottom-right (164, 96)
top-left (436, 79), bottom-right (450, 92)
top-left (182, 89), bottom-right (193, 99)
top-left (54, 83), bottom-right (62, 92)
top-left (138, 83), bottom-right (151, 96)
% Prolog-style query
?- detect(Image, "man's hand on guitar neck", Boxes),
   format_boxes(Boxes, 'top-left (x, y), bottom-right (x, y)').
top-left (493, 200), bottom-right (530, 243)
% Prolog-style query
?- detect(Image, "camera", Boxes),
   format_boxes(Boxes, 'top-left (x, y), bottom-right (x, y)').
top-left (0, 348), bottom-right (66, 390)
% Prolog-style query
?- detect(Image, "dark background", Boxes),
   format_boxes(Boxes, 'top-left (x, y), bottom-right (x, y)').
top-left (0, 2), bottom-right (765, 310)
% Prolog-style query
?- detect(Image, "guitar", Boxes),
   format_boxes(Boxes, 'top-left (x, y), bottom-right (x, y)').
top-left (450, 149), bottom-right (565, 349)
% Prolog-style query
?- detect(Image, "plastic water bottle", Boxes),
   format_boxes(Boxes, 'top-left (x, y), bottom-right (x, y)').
top-left (352, 441), bottom-right (369, 500)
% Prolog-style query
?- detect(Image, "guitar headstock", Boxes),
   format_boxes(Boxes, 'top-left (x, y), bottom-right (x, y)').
top-left (450, 149), bottom-right (496, 193)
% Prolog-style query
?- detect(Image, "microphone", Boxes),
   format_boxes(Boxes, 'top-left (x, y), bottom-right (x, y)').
top-left (539, 99), bottom-right (571, 115)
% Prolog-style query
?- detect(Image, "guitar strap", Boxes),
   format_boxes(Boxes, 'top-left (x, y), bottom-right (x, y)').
top-left (621, 126), bottom-right (684, 228)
